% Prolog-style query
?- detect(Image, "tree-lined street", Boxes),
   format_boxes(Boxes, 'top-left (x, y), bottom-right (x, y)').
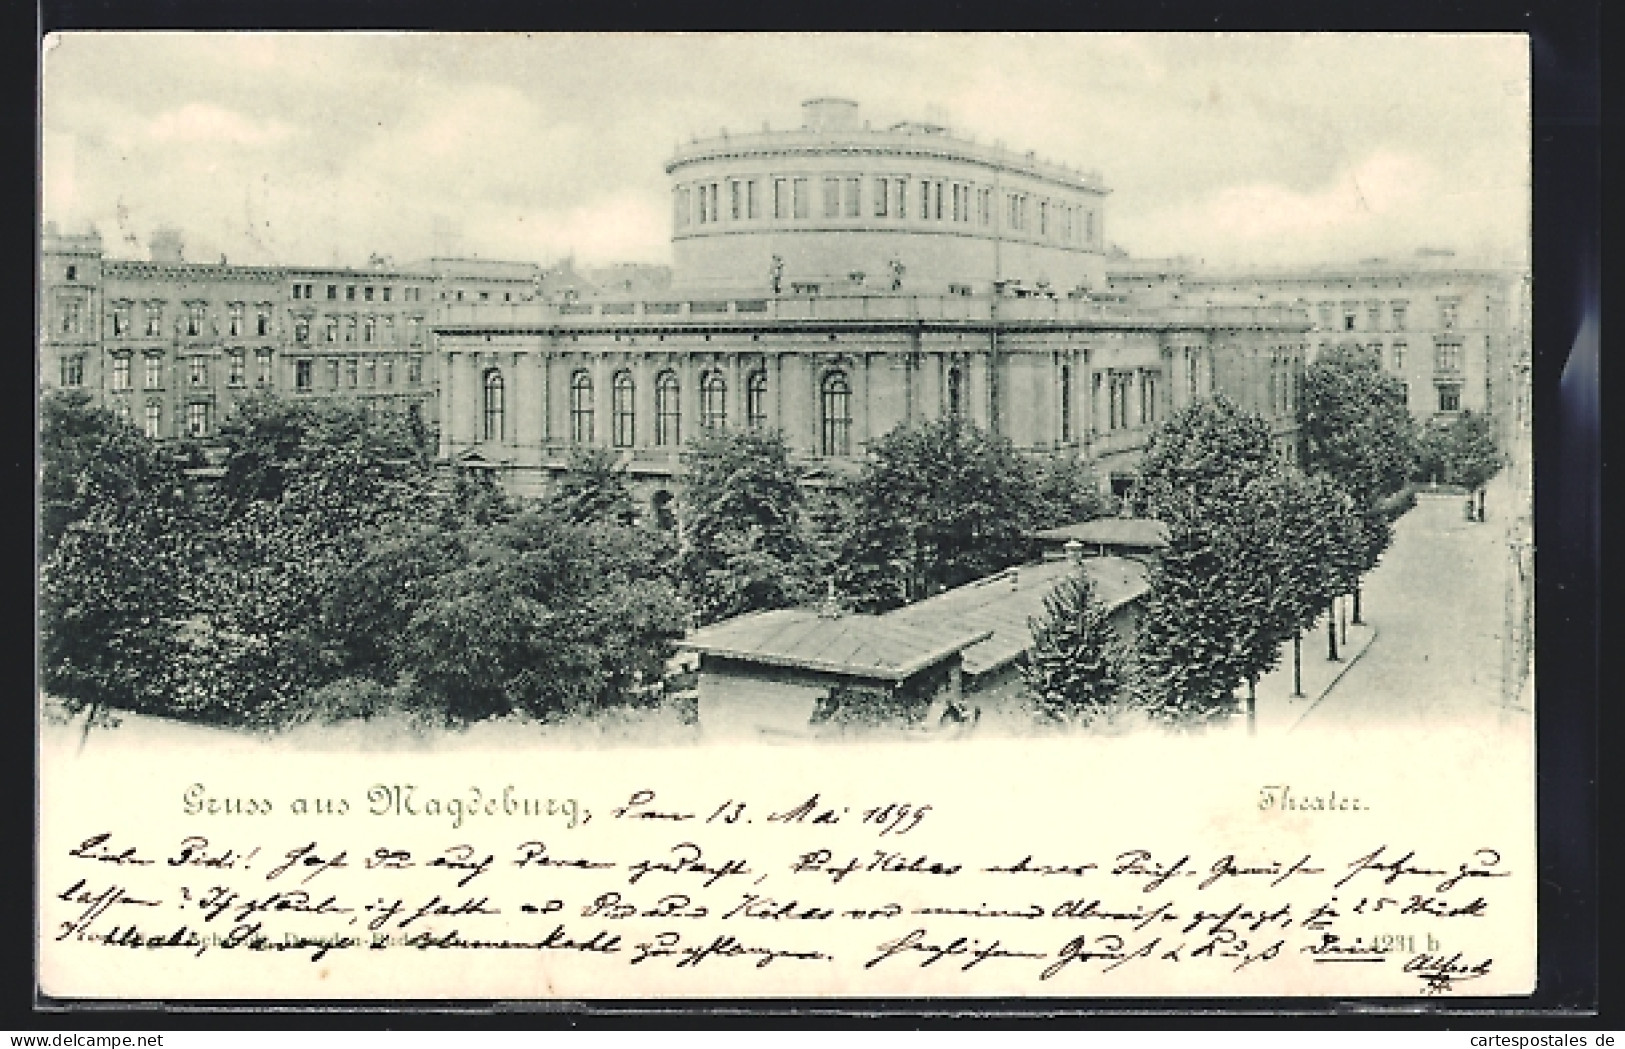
top-left (1285, 474), bottom-right (1525, 730)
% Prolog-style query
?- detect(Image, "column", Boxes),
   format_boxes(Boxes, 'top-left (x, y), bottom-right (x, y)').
top-left (855, 352), bottom-right (871, 451)
top-left (729, 352), bottom-right (746, 433)
top-left (530, 347), bottom-right (549, 450)
top-left (681, 353), bottom-right (702, 448)
top-left (766, 352), bottom-right (783, 433)
top-left (509, 349), bottom-right (526, 450)
top-left (440, 350), bottom-right (458, 457)
top-left (779, 353), bottom-right (813, 456)
top-left (635, 354), bottom-right (656, 448)
top-left (462, 352), bottom-right (482, 447)
top-left (592, 352), bottom-right (611, 447)
top-left (967, 350), bottom-right (991, 430)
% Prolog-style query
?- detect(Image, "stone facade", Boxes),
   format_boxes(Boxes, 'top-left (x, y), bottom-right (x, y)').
top-left (1111, 251), bottom-right (1529, 443)
top-left (435, 294), bottom-right (1308, 502)
top-left (668, 99), bottom-right (1109, 297)
top-left (38, 223), bottom-right (543, 441)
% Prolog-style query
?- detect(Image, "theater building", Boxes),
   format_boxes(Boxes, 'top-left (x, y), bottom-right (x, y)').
top-left (436, 99), bottom-right (1310, 503)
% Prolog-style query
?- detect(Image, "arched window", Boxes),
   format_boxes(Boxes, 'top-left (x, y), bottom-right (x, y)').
top-left (746, 370), bottom-right (768, 429)
top-left (700, 371), bottom-right (727, 431)
top-left (820, 370), bottom-right (851, 457)
top-left (946, 365), bottom-right (963, 418)
top-left (612, 371), bottom-right (635, 448)
top-left (655, 371), bottom-right (681, 446)
top-left (482, 369), bottom-right (505, 442)
top-left (570, 370), bottom-right (594, 444)
top-left (1060, 363), bottom-right (1073, 442)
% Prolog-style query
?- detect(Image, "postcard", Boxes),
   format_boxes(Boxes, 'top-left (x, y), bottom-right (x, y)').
top-left (37, 32), bottom-right (1534, 1003)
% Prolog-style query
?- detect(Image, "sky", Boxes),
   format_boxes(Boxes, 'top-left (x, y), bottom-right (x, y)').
top-left (40, 33), bottom-right (1530, 271)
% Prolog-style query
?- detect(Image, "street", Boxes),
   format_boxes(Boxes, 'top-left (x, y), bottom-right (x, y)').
top-left (1293, 473), bottom-right (1529, 730)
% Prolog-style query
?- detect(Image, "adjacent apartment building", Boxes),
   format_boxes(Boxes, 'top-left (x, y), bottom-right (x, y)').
top-left (38, 222), bottom-right (545, 442)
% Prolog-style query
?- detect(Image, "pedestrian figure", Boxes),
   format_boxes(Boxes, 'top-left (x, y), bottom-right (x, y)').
top-left (768, 254), bottom-right (783, 295)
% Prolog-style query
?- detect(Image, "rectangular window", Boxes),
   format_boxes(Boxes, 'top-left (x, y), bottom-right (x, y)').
top-left (60, 355), bottom-right (84, 388)
top-left (1438, 385), bottom-right (1461, 413)
top-left (823, 178), bottom-right (841, 218)
top-left (112, 304), bottom-right (129, 337)
top-left (746, 179), bottom-right (759, 219)
top-left (1434, 340), bottom-right (1462, 373)
top-left (296, 360), bottom-right (313, 390)
top-left (365, 358), bottom-right (377, 386)
top-left (382, 316), bottom-right (394, 343)
top-left (792, 178), bottom-right (809, 219)
top-left (1440, 300), bottom-right (1459, 329)
top-left (1393, 340), bottom-right (1407, 370)
top-left (383, 287), bottom-right (392, 303)
top-left (324, 317), bottom-right (338, 343)
top-left (346, 285), bottom-right (357, 301)
top-left (921, 180), bottom-right (931, 220)
top-left (730, 179), bottom-right (743, 220)
top-left (382, 358), bottom-right (395, 387)
top-left (1392, 304), bottom-right (1408, 331)
top-left (1368, 304), bottom-right (1383, 330)
top-left (327, 284), bottom-right (338, 300)
top-left (1039, 200), bottom-right (1049, 237)
top-left (407, 318), bottom-right (422, 345)
top-left (144, 355), bottom-right (163, 390)
top-left (844, 177), bottom-right (861, 218)
top-left (294, 317), bottom-right (310, 344)
top-left (228, 351), bottom-right (245, 387)
top-left (143, 403), bottom-right (161, 439)
top-left (934, 181), bottom-right (944, 221)
top-left (257, 350), bottom-right (273, 386)
top-left (111, 356), bottom-right (131, 390)
top-left (186, 303), bottom-right (205, 337)
top-left (228, 303), bottom-right (244, 337)
top-left (774, 178), bottom-right (789, 220)
top-left (58, 300), bottom-right (81, 334)
top-left (1343, 306), bottom-right (1357, 331)
top-left (257, 306), bottom-right (271, 336)
top-left (1084, 209), bottom-right (1096, 246)
top-left (894, 179), bottom-right (907, 219)
top-left (408, 356), bottom-right (423, 386)
top-left (346, 358), bottom-right (359, 387)
top-left (326, 359), bottom-right (340, 388)
top-left (364, 317), bottom-right (376, 343)
top-left (344, 317), bottom-right (357, 343)
top-left (189, 358), bottom-right (208, 388)
top-left (364, 286), bottom-right (374, 302)
top-left (186, 402), bottom-right (209, 438)
top-left (979, 187), bottom-right (991, 226)
top-left (873, 177), bottom-right (889, 217)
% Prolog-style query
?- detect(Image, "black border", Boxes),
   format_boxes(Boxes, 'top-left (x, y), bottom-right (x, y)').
top-left (14, 0), bottom-right (1604, 1030)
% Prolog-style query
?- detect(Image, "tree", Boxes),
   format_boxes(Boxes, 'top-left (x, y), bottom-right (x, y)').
top-left (39, 392), bottom-right (192, 729)
top-left (1129, 397), bottom-right (1286, 725)
top-left (837, 417), bottom-right (1044, 613)
top-left (1300, 345), bottom-right (1416, 621)
top-left (679, 429), bottom-right (820, 626)
top-left (1028, 453), bottom-right (1110, 530)
top-left (1023, 570), bottom-right (1126, 724)
top-left (1415, 410), bottom-right (1502, 521)
top-left (550, 447), bottom-right (637, 527)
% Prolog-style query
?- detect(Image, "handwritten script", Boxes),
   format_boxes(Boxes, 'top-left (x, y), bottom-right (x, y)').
top-left (43, 782), bottom-right (1521, 998)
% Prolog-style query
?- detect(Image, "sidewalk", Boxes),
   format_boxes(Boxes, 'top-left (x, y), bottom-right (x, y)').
top-left (1242, 602), bottom-right (1378, 734)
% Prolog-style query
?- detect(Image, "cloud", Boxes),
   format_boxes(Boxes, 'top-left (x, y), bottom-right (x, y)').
top-left (146, 103), bottom-right (294, 147)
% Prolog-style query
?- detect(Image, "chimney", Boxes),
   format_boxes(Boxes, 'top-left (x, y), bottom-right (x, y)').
top-left (149, 227), bottom-right (185, 263)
